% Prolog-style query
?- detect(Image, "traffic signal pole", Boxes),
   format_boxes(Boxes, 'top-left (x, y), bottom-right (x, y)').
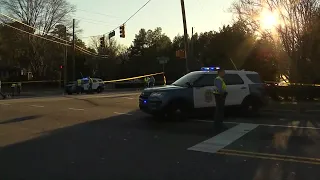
top-left (64, 26), bottom-right (68, 87)
top-left (72, 19), bottom-right (75, 81)
top-left (180, 0), bottom-right (189, 73)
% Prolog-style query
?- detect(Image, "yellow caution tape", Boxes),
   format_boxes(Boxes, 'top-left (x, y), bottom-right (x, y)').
top-left (103, 72), bottom-right (164, 83)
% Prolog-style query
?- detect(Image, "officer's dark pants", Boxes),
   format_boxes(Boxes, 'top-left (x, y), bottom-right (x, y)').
top-left (11, 87), bottom-right (15, 96)
top-left (214, 94), bottom-right (226, 127)
top-left (17, 86), bottom-right (21, 95)
top-left (76, 86), bottom-right (82, 94)
top-left (89, 83), bottom-right (93, 93)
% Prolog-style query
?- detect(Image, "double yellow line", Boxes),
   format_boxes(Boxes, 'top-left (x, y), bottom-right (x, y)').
top-left (217, 149), bottom-right (320, 165)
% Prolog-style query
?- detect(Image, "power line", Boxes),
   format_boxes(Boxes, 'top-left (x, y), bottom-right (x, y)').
top-left (82, 0), bottom-right (152, 39)
top-left (76, 9), bottom-right (121, 19)
top-left (0, 12), bottom-right (69, 43)
top-left (120, 0), bottom-right (152, 27)
top-left (0, 13), bottom-right (101, 57)
top-left (1, 22), bottom-right (71, 46)
top-left (73, 16), bottom-right (118, 25)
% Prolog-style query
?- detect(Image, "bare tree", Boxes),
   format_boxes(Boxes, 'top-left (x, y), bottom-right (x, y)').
top-left (231, 0), bottom-right (320, 81)
top-left (0, 0), bottom-right (75, 78)
top-left (0, 0), bottom-right (75, 34)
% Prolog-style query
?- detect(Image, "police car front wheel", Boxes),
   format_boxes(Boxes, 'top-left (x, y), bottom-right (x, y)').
top-left (164, 101), bottom-right (188, 121)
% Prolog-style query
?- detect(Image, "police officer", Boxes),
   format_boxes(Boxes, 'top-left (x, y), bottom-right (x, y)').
top-left (213, 68), bottom-right (228, 129)
top-left (144, 76), bottom-right (150, 88)
top-left (149, 76), bottom-right (155, 87)
top-left (17, 82), bottom-right (21, 95)
top-left (11, 83), bottom-right (16, 96)
top-left (88, 77), bottom-right (93, 93)
top-left (76, 79), bottom-right (82, 94)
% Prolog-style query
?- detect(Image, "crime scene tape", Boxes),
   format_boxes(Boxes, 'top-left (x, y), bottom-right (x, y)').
top-left (103, 72), bottom-right (164, 83)
top-left (1, 72), bottom-right (166, 85)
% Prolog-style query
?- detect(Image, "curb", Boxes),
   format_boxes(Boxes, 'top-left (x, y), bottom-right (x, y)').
top-left (263, 109), bottom-right (320, 114)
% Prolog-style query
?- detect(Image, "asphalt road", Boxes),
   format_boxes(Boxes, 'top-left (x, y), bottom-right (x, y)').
top-left (0, 93), bottom-right (320, 180)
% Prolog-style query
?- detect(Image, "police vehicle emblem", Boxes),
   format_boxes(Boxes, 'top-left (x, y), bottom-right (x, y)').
top-left (204, 89), bottom-right (213, 102)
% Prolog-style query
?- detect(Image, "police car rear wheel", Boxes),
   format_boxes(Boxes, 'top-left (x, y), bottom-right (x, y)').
top-left (241, 98), bottom-right (260, 116)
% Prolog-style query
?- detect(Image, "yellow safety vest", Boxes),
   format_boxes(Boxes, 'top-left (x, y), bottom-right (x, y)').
top-left (77, 79), bottom-right (82, 85)
top-left (11, 83), bottom-right (16, 88)
top-left (213, 76), bottom-right (226, 94)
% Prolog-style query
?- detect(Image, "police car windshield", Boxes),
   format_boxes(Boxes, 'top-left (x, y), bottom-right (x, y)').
top-left (172, 72), bottom-right (202, 87)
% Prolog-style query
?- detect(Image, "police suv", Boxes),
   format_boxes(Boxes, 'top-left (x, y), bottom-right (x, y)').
top-left (139, 67), bottom-right (268, 118)
top-left (65, 77), bottom-right (105, 94)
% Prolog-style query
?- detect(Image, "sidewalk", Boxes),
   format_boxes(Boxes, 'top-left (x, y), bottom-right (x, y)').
top-left (262, 100), bottom-right (320, 114)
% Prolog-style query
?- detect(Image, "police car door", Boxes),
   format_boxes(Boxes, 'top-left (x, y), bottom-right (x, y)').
top-left (92, 79), bottom-right (99, 90)
top-left (193, 73), bottom-right (217, 108)
top-left (224, 73), bottom-right (249, 106)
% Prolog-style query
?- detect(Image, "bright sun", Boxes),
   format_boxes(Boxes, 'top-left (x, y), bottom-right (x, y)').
top-left (259, 9), bottom-right (279, 30)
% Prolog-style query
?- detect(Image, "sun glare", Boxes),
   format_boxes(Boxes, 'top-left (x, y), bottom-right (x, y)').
top-left (259, 9), bottom-right (279, 30)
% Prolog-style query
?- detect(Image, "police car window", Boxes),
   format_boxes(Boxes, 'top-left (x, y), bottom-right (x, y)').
top-left (195, 74), bottom-right (217, 86)
top-left (172, 72), bottom-right (202, 87)
top-left (246, 74), bottom-right (262, 83)
top-left (224, 74), bottom-right (244, 85)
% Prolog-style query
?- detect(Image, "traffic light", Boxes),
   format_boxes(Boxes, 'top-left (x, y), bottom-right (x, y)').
top-left (109, 30), bottom-right (115, 39)
top-left (100, 36), bottom-right (105, 48)
top-left (60, 65), bottom-right (63, 69)
top-left (119, 24), bottom-right (125, 38)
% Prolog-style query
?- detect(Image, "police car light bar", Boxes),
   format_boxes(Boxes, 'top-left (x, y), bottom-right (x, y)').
top-left (201, 67), bottom-right (220, 71)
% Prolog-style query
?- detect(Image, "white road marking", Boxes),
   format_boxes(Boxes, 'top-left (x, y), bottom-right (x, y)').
top-left (113, 112), bottom-right (132, 116)
top-left (188, 123), bottom-right (258, 153)
top-left (191, 119), bottom-right (320, 130)
top-left (30, 105), bottom-right (44, 108)
top-left (122, 97), bottom-right (134, 100)
top-left (0, 103), bottom-right (11, 106)
top-left (68, 108), bottom-right (84, 111)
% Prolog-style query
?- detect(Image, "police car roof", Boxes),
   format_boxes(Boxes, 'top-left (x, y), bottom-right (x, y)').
top-left (193, 70), bottom-right (259, 75)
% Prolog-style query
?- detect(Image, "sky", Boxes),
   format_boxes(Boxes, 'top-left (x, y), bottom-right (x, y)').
top-left (68, 0), bottom-right (235, 48)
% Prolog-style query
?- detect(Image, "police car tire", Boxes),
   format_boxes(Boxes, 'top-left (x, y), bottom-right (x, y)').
top-left (165, 100), bottom-right (188, 121)
top-left (97, 87), bottom-right (103, 93)
top-left (241, 97), bottom-right (260, 116)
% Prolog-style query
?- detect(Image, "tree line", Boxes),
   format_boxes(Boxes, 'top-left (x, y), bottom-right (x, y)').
top-left (0, 0), bottom-right (319, 83)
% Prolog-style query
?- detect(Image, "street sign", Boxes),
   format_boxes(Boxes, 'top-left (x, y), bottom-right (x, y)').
top-left (157, 57), bottom-right (169, 64)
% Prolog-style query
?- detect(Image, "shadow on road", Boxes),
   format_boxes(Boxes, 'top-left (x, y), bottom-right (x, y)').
top-left (0, 109), bottom-right (318, 180)
top-left (0, 115), bottom-right (42, 125)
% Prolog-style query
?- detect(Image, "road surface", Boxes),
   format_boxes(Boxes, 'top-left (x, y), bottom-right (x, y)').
top-left (0, 93), bottom-right (319, 180)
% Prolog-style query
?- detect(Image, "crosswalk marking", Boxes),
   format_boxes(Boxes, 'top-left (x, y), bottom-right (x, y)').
top-left (188, 123), bottom-right (258, 153)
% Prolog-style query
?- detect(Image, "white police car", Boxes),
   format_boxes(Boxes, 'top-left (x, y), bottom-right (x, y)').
top-left (81, 78), bottom-right (105, 93)
top-left (139, 67), bottom-right (268, 119)
top-left (65, 77), bottom-right (105, 94)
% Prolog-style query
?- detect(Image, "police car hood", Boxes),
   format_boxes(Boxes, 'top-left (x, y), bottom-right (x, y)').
top-left (144, 85), bottom-right (185, 92)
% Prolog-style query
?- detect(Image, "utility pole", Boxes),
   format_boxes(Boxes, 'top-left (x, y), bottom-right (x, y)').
top-left (180, 0), bottom-right (189, 73)
top-left (64, 26), bottom-right (68, 88)
top-left (191, 27), bottom-right (194, 69)
top-left (72, 19), bottom-right (75, 81)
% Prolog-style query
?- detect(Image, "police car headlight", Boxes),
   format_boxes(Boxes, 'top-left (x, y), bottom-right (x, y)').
top-left (150, 92), bottom-right (166, 98)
